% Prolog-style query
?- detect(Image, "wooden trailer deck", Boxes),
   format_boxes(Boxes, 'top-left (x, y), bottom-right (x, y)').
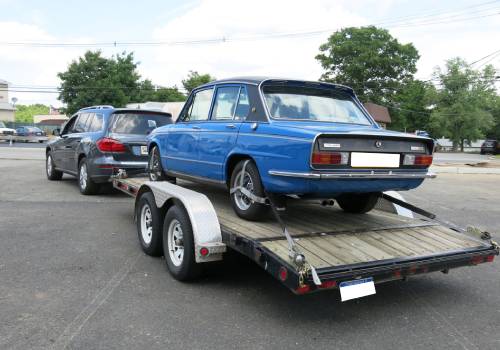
top-left (121, 177), bottom-right (486, 269)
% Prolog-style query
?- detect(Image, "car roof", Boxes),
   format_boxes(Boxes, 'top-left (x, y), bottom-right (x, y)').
top-left (76, 107), bottom-right (172, 116)
top-left (196, 76), bottom-right (355, 94)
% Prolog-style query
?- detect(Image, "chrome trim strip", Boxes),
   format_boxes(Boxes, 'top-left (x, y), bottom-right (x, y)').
top-left (237, 133), bottom-right (311, 142)
top-left (268, 170), bottom-right (436, 179)
top-left (165, 155), bottom-right (220, 166)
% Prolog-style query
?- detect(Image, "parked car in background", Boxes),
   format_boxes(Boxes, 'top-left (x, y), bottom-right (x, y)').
top-left (15, 126), bottom-right (48, 143)
top-left (0, 121), bottom-right (16, 141)
top-left (480, 139), bottom-right (499, 154)
top-left (148, 77), bottom-right (435, 221)
top-left (46, 105), bottom-right (172, 194)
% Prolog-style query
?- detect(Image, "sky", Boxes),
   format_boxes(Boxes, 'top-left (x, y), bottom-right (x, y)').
top-left (0, 0), bottom-right (498, 107)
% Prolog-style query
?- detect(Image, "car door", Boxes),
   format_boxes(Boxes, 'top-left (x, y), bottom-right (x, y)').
top-left (197, 85), bottom-right (249, 181)
top-left (64, 113), bottom-right (90, 173)
top-left (165, 87), bottom-right (214, 176)
top-left (51, 115), bottom-right (77, 170)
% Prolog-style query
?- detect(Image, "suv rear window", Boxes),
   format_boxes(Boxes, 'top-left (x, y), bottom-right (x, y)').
top-left (110, 112), bottom-right (172, 134)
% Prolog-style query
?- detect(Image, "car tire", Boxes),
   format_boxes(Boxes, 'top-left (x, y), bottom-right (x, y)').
top-left (163, 205), bottom-right (201, 281)
top-left (46, 152), bottom-right (63, 180)
top-left (136, 192), bottom-right (163, 256)
top-left (78, 158), bottom-right (100, 195)
top-left (148, 146), bottom-right (176, 183)
top-left (230, 160), bottom-right (268, 221)
top-left (336, 192), bottom-right (380, 214)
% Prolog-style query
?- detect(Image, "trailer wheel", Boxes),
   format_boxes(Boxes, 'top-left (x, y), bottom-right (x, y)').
top-left (163, 205), bottom-right (201, 281)
top-left (230, 160), bottom-right (267, 221)
top-left (136, 192), bottom-right (163, 256)
top-left (336, 192), bottom-right (380, 214)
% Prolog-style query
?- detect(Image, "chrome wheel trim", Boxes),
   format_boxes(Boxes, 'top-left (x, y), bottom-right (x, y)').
top-left (234, 170), bottom-right (254, 211)
top-left (149, 148), bottom-right (161, 181)
top-left (47, 155), bottom-right (53, 176)
top-left (167, 219), bottom-right (184, 267)
top-left (79, 163), bottom-right (88, 190)
top-left (140, 204), bottom-right (153, 245)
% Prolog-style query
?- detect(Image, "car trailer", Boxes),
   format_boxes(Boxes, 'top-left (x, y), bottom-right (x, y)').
top-left (113, 173), bottom-right (498, 300)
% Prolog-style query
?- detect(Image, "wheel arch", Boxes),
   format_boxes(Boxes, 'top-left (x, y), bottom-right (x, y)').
top-left (225, 153), bottom-right (256, 187)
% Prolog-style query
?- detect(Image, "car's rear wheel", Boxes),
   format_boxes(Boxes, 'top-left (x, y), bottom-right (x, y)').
top-left (230, 160), bottom-right (268, 221)
top-left (149, 146), bottom-right (175, 183)
top-left (336, 192), bottom-right (380, 214)
top-left (78, 158), bottom-right (100, 195)
top-left (163, 205), bottom-right (201, 281)
top-left (46, 152), bottom-right (63, 180)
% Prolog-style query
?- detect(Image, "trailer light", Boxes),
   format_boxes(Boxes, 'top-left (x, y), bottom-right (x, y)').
top-left (312, 152), bottom-right (349, 166)
top-left (471, 256), bottom-right (484, 265)
top-left (486, 255), bottom-right (495, 263)
top-left (295, 285), bottom-right (311, 295)
top-left (319, 280), bottom-right (336, 289)
top-left (403, 154), bottom-right (433, 166)
top-left (96, 137), bottom-right (126, 153)
top-left (278, 266), bottom-right (288, 281)
top-left (199, 247), bottom-right (209, 257)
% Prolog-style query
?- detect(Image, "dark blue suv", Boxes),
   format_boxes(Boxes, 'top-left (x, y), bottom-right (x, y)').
top-left (46, 105), bottom-right (172, 194)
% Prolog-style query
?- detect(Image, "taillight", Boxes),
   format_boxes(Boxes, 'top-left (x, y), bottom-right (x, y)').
top-left (312, 152), bottom-right (349, 166)
top-left (403, 154), bottom-right (433, 166)
top-left (96, 138), bottom-right (126, 153)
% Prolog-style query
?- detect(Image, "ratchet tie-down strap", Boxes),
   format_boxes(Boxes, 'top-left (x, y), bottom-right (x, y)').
top-left (230, 160), bottom-right (322, 286)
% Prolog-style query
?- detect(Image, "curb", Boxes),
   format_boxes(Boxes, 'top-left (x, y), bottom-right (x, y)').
top-left (431, 166), bottom-right (500, 174)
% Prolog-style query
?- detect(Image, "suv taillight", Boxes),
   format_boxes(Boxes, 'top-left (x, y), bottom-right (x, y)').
top-left (403, 154), bottom-right (433, 166)
top-left (96, 138), bottom-right (126, 153)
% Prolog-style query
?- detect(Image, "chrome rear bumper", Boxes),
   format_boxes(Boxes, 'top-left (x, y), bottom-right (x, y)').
top-left (268, 170), bottom-right (436, 179)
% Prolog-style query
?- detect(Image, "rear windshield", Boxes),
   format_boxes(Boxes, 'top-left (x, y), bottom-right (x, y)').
top-left (262, 85), bottom-right (371, 125)
top-left (109, 112), bottom-right (172, 134)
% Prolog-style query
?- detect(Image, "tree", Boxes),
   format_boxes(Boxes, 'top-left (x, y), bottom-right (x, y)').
top-left (429, 58), bottom-right (496, 151)
top-left (58, 51), bottom-right (141, 114)
top-left (15, 104), bottom-right (49, 123)
top-left (182, 71), bottom-right (215, 93)
top-left (388, 80), bottom-right (437, 133)
top-left (135, 80), bottom-right (186, 102)
top-left (315, 26), bottom-right (419, 104)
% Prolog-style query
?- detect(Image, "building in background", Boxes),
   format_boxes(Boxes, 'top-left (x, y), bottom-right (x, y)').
top-left (126, 101), bottom-right (185, 120)
top-left (0, 79), bottom-right (15, 122)
top-left (363, 102), bottom-right (391, 129)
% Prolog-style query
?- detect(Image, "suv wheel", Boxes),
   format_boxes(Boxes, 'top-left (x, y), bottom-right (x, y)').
top-left (78, 158), bottom-right (99, 195)
top-left (46, 152), bottom-right (63, 180)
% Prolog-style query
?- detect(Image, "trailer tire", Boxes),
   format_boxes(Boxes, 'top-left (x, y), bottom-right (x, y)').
top-left (136, 192), bottom-right (163, 256)
top-left (163, 205), bottom-right (201, 281)
top-left (46, 151), bottom-right (63, 180)
top-left (336, 192), bottom-right (380, 214)
top-left (230, 160), bottom-right (268, 221)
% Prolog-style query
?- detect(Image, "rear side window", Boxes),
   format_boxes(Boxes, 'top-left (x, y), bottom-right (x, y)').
top-left (88, 114), bottom-right (103, 132)
top-left (74, 113), bottom-right (90, 133)
top-left (109, 113), bottom-right (172, 135)
top-left (235, 88), bottom-right (250, 120)
top-left (212, 86), bottom-right (240, 120)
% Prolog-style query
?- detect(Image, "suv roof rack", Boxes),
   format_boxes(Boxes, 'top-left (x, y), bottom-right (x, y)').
top-left (78, 105), bottom-right (114, 111)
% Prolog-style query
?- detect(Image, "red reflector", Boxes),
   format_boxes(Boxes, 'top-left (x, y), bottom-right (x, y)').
top-left (97, 164), bottom-right (114, 169)
top-left (278, 266), bottom-right (288, 281)
top-left (295, 285), bottom-right (311, 295)
top-left (471, 256), bottom-right (484, 265)
top-left (199, 247), bottom-right (209, 256)
top-left (414, 155), bottom-right (433, 166)
top-left (486, 255), bottom-right (495, 263)
top-left (96, 137), bottom-right (126, 153)
top-left (311, 152), bottom-right (347, 165)
top-left (393, 269), bottom-right (402, 279)
top-left (319, 280), bottom-right (336, 289)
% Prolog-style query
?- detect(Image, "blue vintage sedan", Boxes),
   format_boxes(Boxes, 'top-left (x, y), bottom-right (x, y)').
top-left (148, 77), bottom-right (434, 220)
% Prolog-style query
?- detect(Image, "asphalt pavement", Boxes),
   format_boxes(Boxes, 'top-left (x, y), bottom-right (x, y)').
top-left (0, 152), bottom-right (499, 350)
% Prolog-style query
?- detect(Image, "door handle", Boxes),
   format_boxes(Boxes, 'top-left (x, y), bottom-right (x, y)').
top-left (192, 126), bottom-right (201, 130)
top-left (226, 124), bottom-right (237, 129)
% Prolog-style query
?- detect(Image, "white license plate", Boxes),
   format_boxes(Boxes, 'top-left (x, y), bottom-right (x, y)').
top-left (351, 152), bottom-right (400, 168)
top-left (140, 146), bottom-right (148, 155)
top-left (339, 277), bottom-right (376, 302)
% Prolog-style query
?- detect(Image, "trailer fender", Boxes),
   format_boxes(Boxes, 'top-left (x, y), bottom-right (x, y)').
top-left (136, 181), bottom-right (225, 263)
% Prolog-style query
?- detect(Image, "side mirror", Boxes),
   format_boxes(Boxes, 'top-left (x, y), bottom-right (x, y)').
top-left (52, 128), bottom-right (61, 136)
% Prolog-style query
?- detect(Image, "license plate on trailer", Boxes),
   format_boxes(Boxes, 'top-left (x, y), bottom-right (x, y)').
top-left (350, 152), bottom-right (400, 168)
top-left (140, 146), bottom-right (148, 155)
top-left (339, 277), bottom-right (376, 302)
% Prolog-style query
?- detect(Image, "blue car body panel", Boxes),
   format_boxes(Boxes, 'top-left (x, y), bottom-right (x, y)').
top-left (148, 77), bottom-right (433, 197)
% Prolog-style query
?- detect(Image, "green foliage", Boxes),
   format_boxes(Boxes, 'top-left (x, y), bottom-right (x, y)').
top-left (388, 80), bottom-right (437, 133)
top-left (15, 104), bottom-right (49, 123)
top-left (136, 80), bottom-right (186, 102)
top-left (182, 71), bottom-right (215, 93)
top-left (316, 26), bottom-right (419, 104)
top-left (429, 58), bottom-right (496, 151)
top-left (58, 51), bottom-right (141, 114)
